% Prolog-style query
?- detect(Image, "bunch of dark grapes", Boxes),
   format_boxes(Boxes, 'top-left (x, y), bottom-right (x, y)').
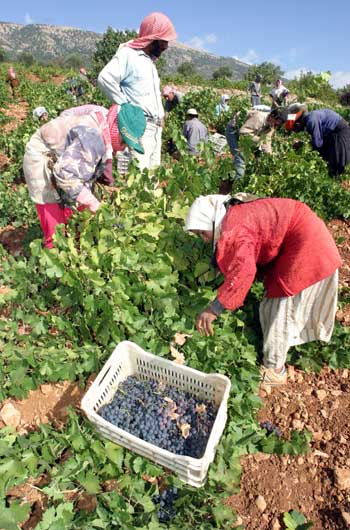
top-left (152, 486), bottom-right (178, 523)
top-left (98, 376), bottom-right (217, 458)
top-left (260, 420), bottom-right (282, 438)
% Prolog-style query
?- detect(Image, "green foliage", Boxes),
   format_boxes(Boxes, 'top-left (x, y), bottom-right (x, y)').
top-left (0, 500), bottom-right (31, 530)
top-left (245, 61), bottom-right (284, 84)
top-left (177, 61), bottom-right (198, 78)
top-left (259, 430), bottom-right (312, 455)
top-left (64, 53), bottom-right (85, 69)
top-left (288, 71), bottom-right (337, 104)
top-left (283, 510), bottom-right (314, 529)
top-left (245, 130), bottom-right (350, 219)
top-left (17, 51), bottom-right (35, 66)
top-left (91, 26), bottom-right (137, 79)
top-left (0, 48), bottom-right (8, 63)
top-left (155, 54), bottom-right (167, 76)
top-left (212, 66), bottom-right (232, 80)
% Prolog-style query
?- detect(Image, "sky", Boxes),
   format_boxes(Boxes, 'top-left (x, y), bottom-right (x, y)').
top-left (2, 0), bottom-right (350, 88)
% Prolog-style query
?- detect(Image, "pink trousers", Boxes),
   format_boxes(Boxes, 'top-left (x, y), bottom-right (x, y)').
top-left (35, 203), bottom-right (85, 249)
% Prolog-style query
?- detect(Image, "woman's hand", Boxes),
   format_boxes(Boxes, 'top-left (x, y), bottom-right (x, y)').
top-left (196, 309), bottom-right (217, 336)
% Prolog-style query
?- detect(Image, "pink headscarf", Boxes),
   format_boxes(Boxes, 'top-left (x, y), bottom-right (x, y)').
top-left (8, 66), bottom-right (16, 80)
top-left (61, 104), bottom-right (106, 118)
top-left (162, 85), bottom-right (175, 97)
top-left (126, 12), bottom-right (177, 49)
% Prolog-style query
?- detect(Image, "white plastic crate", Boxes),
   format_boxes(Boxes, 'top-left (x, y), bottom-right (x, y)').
top-left (209, 133), bottom-right (228, 154)
top-left (116, 149), bottom-right (131, 175)
top-left (81, 340), bottom-right (231, 487)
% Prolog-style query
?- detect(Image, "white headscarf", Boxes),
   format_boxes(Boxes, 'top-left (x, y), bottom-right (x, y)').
top-left (33, 106), bottom-right (48, 119)
top-left (185, 194), bottom-right (231, 243)
top-left (185, 192), bottom-right (259, 243)
top-left (220, 94), bottom-right (230, 105)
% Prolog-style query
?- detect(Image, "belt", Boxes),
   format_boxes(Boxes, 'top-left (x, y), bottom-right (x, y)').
top-left (145, 115), bottom-right (162, 126)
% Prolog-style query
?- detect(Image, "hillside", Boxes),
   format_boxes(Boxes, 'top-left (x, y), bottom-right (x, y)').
top-left (166, 41), bottom-right (249, 79)
top-left (0, 22), bottom-right (100, 64)
top-left (0, 21), bottom-right (249, 79)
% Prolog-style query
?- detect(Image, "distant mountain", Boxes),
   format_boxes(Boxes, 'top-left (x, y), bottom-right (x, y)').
top-left (0, 22), bottom-right (99, 64)
top-left (166, 41), bottom-right (249, 79)
top-left (0, 21), bottom-right (249, 79)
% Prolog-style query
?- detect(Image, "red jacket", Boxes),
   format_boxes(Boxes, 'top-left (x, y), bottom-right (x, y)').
top-left (216, 198), bottom-right (341, 311)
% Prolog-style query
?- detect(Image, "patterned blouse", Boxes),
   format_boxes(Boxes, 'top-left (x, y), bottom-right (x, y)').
top-left (23, 111), bottom-right (109, 205)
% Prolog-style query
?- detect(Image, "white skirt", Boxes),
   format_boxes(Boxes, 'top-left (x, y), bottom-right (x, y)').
top-left (259, 270), bottom-right (339, 369)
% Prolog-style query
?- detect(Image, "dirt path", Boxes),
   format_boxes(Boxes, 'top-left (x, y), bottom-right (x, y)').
top-left (0, 152), bottom-right (11, 171)
top-left (0, 381), bottom-right (85, 434)
top-left (0, 101), bottom-right (29, 133)
top-left (52, 74), bottom-right (66, 85)
top-left (226, 367), bottom-right (350, 530)
top-left (25, 73), bottom-right (42, 83)
top-left (327, 219), bottom-right (350, 290)
top-left (0, 225), bottom-right (28, 256)
top-left (0, 100), bottom-right (29, 168)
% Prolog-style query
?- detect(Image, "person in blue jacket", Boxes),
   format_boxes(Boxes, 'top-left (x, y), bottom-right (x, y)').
top-left (285, 104), bottom-right (350, 177)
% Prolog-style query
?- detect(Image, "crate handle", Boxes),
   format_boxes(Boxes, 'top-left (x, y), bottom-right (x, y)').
top-left (92, 352), bottom-right (119, 388)
top-left (97, 365), bottom-right (112, 386)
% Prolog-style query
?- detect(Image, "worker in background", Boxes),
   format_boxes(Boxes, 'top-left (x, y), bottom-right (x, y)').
top-left (185, 194), bottom-right (341, 386)
top-left (249, 75), bottom-right (262, 107)
top-left (225, 107), bottom-right (282, 178)
top-left (162, 85), bottom-right (183, 123)
top-left (79, 67), bottom-right (89, 83)
top-left (33, 107), bottom-right (49, 122)
top-left (182, 109), bottom-right (208, 155)
top-left (215, 94), bottom-right (230, 116)
top-left (284, 103), bottom-right (350, 177)
top-left (270, 79), bottom-right (289, 109)
top-left (7, 66), bottom-right (19, 97)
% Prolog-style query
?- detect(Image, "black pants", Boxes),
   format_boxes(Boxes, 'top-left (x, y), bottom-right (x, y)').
top-left (319, 119), bottom-right (350, 177)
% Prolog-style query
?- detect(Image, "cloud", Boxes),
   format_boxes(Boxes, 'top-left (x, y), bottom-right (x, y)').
top-left (329, 72), bottom-right (350, 89)
top-left (284, 67), bottom-right (311, 80)
top-left (284, 68), bottom-right (350, 88)
top-left (287, 47), bottom-right (304, 63)
top-left (25, 13), bottom-right (35, 24)
top-left (187, 33), bottom-right (218, 51)
top-left (234, 49), bottom-right (259, 65)
top-left (205, 33), bottom-right (217, 44)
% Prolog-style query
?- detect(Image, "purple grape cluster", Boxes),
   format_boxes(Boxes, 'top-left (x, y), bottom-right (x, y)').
top-left (152, 486), bottom-right (178, 523)
top-left (260, 420), bottom-right (282, 438)
top-left (98, 376), bottom-right (217, 458)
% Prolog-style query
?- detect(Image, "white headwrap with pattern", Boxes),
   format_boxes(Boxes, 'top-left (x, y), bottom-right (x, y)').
top-left (185, 192), bottom-right (259, 243)
top-left (185, 194), bottom-right (231, 243)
